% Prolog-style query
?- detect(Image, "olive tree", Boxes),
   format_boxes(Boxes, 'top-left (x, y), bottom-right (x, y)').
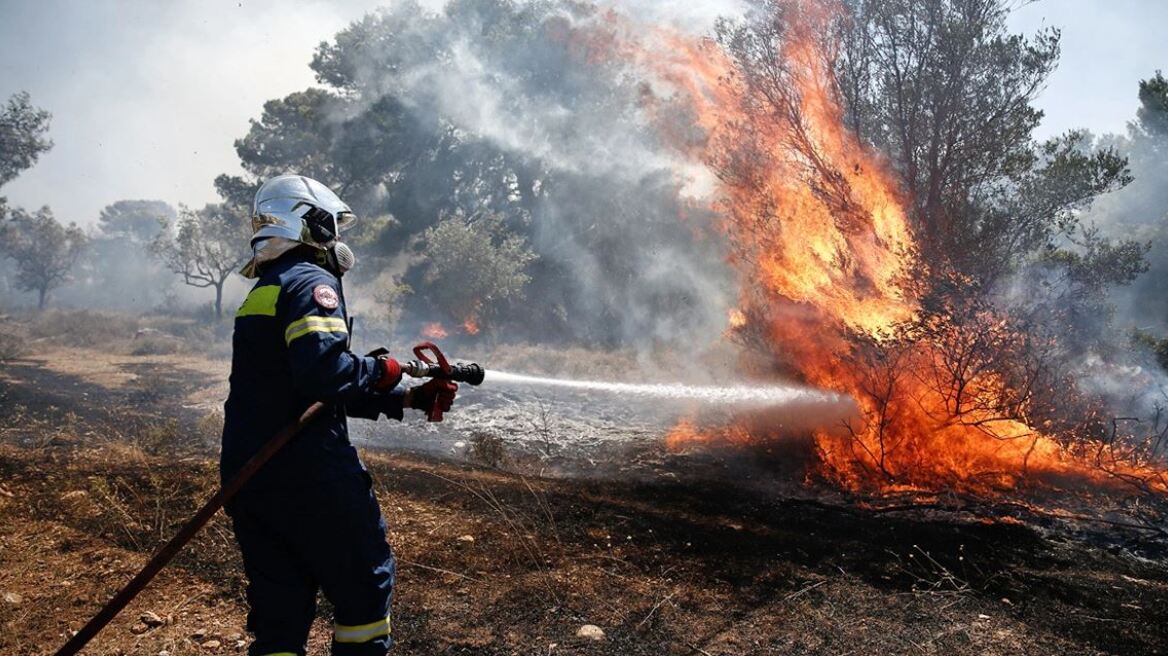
top-left (152, 204), bottom-right (250, 318)
top-left (0, 206), bottom-right (87, 309)
top-left (0, 91), bottom-right (52, 189)
top-left (419, 212), bottom-right (536, 331)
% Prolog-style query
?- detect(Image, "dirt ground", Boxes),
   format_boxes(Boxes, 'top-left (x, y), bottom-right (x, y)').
top-left (1, 346), bottom-right (1167, 655)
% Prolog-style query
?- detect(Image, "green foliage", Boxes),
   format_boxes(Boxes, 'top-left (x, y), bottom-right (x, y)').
top-left (234, 89), bottom-right (346, 186)
top-left (151, 204), bottom-right (250, 318)
top-left (0, 92), bottom-right (52, 188)
top-left (1131, 328), bottom-right (1168, 372)
top-left (1040, 226), bottom-right (1149, 292)
top-left (0, 206), bottom-right (87, 309)
top-left (371, 271), bottom-right (413, 335)
top-left (1136, 71), bottom-right (1168, 139)
top-left (824, 0), bottom-right (1131, 283)
top-left (971, 131), bottom-right (1136, 282)
top-left (213, 174), bottom-right (257, 211)
top-left (420, 212), bottom-right (536, 329)
top-left (97, 200), bottom-right (175, 241)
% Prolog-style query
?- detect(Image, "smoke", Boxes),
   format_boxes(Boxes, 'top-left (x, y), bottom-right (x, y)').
top-left (326, 0), bottom-right (741, 348)
top-left (1005, 113), bottom-right (1168, 427)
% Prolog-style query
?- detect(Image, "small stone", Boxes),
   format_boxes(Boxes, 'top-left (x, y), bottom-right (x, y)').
top-left (457, 535), bottom-right (475, 543)
top-left (977, 614), bottom-right (990, 620)
top-left (159, 651), bottom-right (170, 656)
top-left (2, 592), bottom-right (22, 604)
top-left (576, 624), bottom-right (605, 641)
top-left (140, 611), bottom-right (165, 627)
top-left (192, 628), bottom-right (207, 640)
top-left (130, 622), bottom-right (149, 635)
top-left (202, 639), bottom-right (221, 649)
top-left (227, 632), bottom-right (242, 641)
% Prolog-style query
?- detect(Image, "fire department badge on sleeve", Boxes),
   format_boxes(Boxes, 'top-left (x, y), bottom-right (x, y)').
top-left (312, 284), bottom-right (340, 310)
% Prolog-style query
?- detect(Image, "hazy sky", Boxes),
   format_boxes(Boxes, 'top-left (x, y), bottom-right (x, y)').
top-left (0, 0), bottom-right (386, 223)
top-left (1006, 1), bottom-right (1168, 139)
top-left (0, 0), bottom-right (1164, 226)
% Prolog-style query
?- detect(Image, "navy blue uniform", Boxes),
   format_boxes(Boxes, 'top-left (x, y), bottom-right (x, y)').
top-left (222, 250), bottom-right (402, 655)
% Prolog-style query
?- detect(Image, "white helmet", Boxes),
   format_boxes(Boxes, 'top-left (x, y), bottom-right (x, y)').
top-left (242, 174), bottom-right (357, 277)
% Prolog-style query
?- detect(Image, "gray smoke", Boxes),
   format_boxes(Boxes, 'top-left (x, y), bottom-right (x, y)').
top-left (326, 0), bottom-right (742, 348)
top-left (1041, 116), bottom-right (1168, 426)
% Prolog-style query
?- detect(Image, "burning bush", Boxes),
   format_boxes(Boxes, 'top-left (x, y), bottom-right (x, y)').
top-left (617, 0), bottom-right (1167, 502)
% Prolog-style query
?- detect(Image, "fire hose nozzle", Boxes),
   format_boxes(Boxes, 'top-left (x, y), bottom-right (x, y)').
top-left (402, 360), bottom-right (485, 386)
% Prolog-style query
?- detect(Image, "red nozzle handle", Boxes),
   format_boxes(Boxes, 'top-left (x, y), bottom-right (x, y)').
top-left (413, 341), bottom-right (453, 422)
top-left (413, 341), bottom-right (452, 376)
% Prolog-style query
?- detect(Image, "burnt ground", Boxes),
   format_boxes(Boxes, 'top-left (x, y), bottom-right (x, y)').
top-left (1, 348), bottom-right (1167, 655)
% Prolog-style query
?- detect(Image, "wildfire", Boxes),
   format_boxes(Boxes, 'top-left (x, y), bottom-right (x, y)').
top-left (422, 322), bottom-right (449, 339)
top-left (463, 318), bottom-right (481, 335)
top-left (664, 418), bottom-right (754, 451)
top-left (727, 308), bottom-right (747, 330)
top-left (595, 2), bottom-right (1168, 497)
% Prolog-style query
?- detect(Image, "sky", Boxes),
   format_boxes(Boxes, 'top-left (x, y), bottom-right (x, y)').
top-left (0, 0), bottom-right (1164, 227)
top-left (1006, 0), bottom-right (1168, 140)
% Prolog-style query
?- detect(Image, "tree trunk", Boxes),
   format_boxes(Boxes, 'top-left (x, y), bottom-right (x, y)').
top-left (37, 287), bottom-right (46, 310)
top-left (214, 281), bottom-right (224, 319)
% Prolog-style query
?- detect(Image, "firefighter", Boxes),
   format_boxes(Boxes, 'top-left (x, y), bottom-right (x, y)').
top-left (221, 174), bottom-right (455, 655)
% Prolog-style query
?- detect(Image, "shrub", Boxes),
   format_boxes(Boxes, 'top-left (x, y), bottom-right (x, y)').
top-left (0, 329), bottom-right (26, 359)
top-left (129, 334), bottom-right (183, 356)
top-left (468, 430), bottom-right (507, 468)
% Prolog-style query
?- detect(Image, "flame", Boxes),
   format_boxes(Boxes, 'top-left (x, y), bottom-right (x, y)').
top-left (665, 418), bottom-right (755, 451)
top-left (422, 322), bottom-right (449, 339)
top-left (727, 308), bottom-right (747, 329)
top-left (593, 1), bottom-right (1168, 497)
top-left (463, 318), bottom-right (481, 335)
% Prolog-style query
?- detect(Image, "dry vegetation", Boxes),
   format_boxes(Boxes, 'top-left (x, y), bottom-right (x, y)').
top-left (0, 316), bottom-right (1164, 655)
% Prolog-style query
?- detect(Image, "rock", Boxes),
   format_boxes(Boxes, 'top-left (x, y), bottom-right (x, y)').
top-left (130, 622), bottom-right (149, 635)
top-left (140, 611), bottom-right (165, 628)
top-left (2, 592), bottom-right (22, 604)
top-left (159, 651), bottom-right (170, 656)
top-left (457, 534), bottom-right (475, 543)
top-left (192, 628), bottom-right (207, 640)
top-left (202, 639), bottom-right (221, 649)
top-left (576, 624), bottom-right (605, 641)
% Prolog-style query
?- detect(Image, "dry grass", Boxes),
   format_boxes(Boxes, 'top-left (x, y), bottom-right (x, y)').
top-left (0, 322), bottom-right (28, 361)
top-left (1, 332), bottom-right (1167, 655)
top-left (5, 308), bottom-right (224, 358)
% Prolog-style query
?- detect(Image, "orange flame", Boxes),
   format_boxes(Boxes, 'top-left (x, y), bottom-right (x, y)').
top-left (463, 318), bottom-right (481, 335)
top-left (598, 2), bottom-right (1167, 497)
top-left (727, 308), bottom-right (747, 330)
top-left (422, 322), bottom-right (449, 339)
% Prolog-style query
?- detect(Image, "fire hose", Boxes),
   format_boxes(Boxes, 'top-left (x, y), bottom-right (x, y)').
top-left (53, 341), bottom-right (484, 656)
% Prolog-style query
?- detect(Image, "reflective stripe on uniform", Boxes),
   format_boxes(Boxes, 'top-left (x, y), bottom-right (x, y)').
top-left (237, 285), bottom-right (281, 318)
top-left (284, 314), bottom-right (348, 345)
top-left (333, 616), bottom-right (391, 644)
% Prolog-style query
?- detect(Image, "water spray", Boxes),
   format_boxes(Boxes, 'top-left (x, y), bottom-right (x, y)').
top-left (485, 370), bottom-right (844, 407)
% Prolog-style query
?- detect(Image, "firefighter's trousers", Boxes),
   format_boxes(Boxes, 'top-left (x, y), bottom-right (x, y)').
top-left (229, 471), bottom-right (395, 655)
